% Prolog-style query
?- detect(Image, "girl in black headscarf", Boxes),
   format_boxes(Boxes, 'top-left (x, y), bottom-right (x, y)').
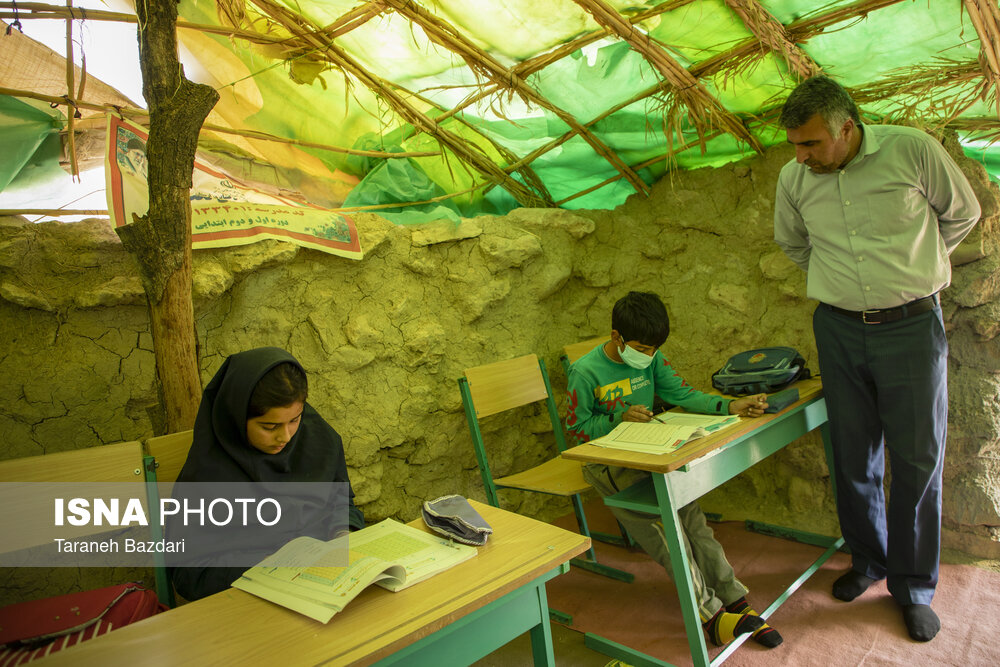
top-left (170, 347), bottom-right (364, 601)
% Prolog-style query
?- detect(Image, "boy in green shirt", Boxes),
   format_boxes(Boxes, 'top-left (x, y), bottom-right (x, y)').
top-left (566, 291), bottom-right (781, 648)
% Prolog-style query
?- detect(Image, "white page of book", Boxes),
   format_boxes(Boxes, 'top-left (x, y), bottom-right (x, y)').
top-left (590, 416), bottom-right (742, 455)
top-left (350, 518), bottom-right (476, 591)
top-left (652, 413), bottom-right (739, 430)
top-left (599, 422), bottom-right (698, 445)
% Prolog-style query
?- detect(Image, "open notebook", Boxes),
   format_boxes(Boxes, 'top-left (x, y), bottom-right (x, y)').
top-left (233, 518), bottom-right (477, 622)
top-left (590, 413), bottom-right (740, 454)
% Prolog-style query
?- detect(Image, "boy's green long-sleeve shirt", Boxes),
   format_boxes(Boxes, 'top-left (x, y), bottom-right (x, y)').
top-left (565, 344), bottom-right (732, 444)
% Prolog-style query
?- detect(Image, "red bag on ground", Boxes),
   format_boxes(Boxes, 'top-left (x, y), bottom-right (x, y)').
top-left (0, 582), bottom-right (166, 663)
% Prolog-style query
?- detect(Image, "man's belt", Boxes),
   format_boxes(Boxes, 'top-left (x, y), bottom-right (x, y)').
top-left (824, 294), bottom-right (938, 325)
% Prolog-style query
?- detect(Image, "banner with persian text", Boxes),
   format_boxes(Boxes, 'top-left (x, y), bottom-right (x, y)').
top-left (105, 115), bottom-right (362, 259)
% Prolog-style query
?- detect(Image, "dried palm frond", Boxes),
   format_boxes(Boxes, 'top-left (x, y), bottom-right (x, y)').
top-left (245, 0), bottom-right (552, 207)
top-left (382, 0), bottom-right (650, 196)
top-left (573, 0), bottom-right (761, 155)
top-left (784, 0), bottom-right (909, 38)
top-left (962, 0), bottom-right (1000, 116)
top-left (851, 59), bottom-right (991, 128)
top-left (699, 0), bottom-right (904, 89)
top-left (216, 0), bottom-right (247, 31)
top-left (948, 117), bottom-right (1000, 145)
top-left (723, 0), bottom-right (819, 80)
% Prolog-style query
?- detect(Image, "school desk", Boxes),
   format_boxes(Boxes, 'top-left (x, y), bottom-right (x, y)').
top-left (562, 378), bottom-right (844, 667)
top-left (34, 500), bottom-right (590, 667)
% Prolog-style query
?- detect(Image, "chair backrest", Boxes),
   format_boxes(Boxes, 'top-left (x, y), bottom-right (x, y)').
top-left (462, 354), bottom-right (550, 418)
top-left (144, 430), bottom-right (194, 485)
top-left (563, 336), bottom-right (609, 366)
top-left (0, 441), bottom-right (146, 552)
top-left (0, 441), bottom-right (145, 484)
top-left (560, 336), bottom-right (608, 376)
top-left (0, 441), bottom-right (178, 607)
top-left (459, 354), bottom-right (569, 506)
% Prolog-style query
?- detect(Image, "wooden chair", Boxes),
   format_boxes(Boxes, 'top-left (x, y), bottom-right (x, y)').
top-left (560, 337), bottom-right (637, 549)
top-left (0, 442), bottom-right (173, 601)
top-left (142, 430), bottom-right (195, 608)
top-left (458, 353), bottom-right (633, 592)
top-left (559, 336), bottom-right (609, 377)
top-left (0, 441), bottom-right (145, 485)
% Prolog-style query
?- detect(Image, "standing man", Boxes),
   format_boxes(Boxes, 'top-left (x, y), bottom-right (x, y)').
top-left (773, 76), bottom-right (980, 642)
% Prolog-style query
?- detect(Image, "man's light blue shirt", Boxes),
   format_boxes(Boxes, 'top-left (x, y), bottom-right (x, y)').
top-left (774, 124), bottom-right (981, 311)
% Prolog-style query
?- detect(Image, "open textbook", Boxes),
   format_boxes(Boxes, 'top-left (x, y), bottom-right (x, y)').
top-left (233, 518), bottom-right (477, 623)
top-left (590, 413), bottom-right (740, 454)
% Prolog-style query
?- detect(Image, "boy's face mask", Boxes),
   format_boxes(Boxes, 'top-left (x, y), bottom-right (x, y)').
top-left (619, 342), bottom-right (655, 370)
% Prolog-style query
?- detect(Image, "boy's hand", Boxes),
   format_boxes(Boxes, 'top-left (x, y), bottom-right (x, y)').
top-left (729, 394), bottom-right (768, 418)
top-left (622, 404), bottom-right (654, 422)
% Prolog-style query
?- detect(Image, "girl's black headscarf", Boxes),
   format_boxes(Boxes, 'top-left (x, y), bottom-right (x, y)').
top-left (171, 348), bottom-right (363, 601)
top-left (177, 346), bottom-right (363, 525)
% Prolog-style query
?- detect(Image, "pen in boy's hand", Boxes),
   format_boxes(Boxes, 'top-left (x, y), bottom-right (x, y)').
top-left (623, 403), bottom-right (654, 422)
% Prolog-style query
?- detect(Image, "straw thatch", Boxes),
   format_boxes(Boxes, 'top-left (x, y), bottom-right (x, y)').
top-left (1, 0), bottom-right (998, 210)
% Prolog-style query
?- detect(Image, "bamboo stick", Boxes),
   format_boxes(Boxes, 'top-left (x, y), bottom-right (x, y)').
top-left (64, 0), bottom-right (79, 180)
top-left (0, 180), bottom-right (487, 218)
top-left (0, 209), bottom-right (108, 216)
top-left (555, 130), bottom-right (724, 206)
top-left (0, 4), bottom-right (295, 45)
top-left (0, 86), bottom-right (439, 159)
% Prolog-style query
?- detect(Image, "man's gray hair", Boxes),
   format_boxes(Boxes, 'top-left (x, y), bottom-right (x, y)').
top-left (779, 76), bottom-right (860, 137)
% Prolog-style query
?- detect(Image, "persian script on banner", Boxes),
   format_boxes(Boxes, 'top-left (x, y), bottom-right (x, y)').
top-left (104, 116), bottom-right (363, 259)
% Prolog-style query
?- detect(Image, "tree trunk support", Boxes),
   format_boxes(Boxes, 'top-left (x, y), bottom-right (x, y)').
top-left (116, 0), bottom-right (219, 433)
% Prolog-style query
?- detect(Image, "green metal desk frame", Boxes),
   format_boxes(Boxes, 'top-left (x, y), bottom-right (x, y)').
top-left (590, 395), bottom-right (845, 667)
top-left (143, 454), bottom-right (176, 609)
top-left (374, 563), bottom-right (568, 666)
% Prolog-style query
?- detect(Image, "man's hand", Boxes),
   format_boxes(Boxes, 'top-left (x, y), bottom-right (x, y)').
top-left (622, 404), bottom-right (654, 422)
top-left (729, 394), bottom-right (768, 418)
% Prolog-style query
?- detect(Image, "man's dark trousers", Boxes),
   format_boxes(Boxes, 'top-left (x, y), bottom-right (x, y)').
top-left (813, 302), bottom-right (947, 606)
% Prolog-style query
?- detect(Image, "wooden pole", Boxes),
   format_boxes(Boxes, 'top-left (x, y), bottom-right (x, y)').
top-left (63, 0), bottom-right (78, 180)
top-left (115, 0), bottom-right (219, 433)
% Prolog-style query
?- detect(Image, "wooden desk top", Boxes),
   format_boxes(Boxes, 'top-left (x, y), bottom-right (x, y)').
top-left (562, 378), bottom-right (823, 475)
top-left (36, 501), bottom-right (590, 667)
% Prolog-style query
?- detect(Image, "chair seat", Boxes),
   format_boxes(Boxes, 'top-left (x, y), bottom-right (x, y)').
top-left (495, 456), bottom-right (591, 496)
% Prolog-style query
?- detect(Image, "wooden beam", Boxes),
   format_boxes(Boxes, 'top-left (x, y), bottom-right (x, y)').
top-left (0, 86), bottom-right (437, 159)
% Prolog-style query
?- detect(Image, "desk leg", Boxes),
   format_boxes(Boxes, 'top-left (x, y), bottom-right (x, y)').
top-left (652, 472), bottom-right (712, 667)
top-left (529, 583), bottom-right (556, 667)
top-left (820, 421), bottom-right (838, 505)
top-left (585, 474), bottom-right (712, 667)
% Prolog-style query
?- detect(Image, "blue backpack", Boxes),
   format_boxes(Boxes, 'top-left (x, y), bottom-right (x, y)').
top-left (711, 347), bottom-right (811, 396)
